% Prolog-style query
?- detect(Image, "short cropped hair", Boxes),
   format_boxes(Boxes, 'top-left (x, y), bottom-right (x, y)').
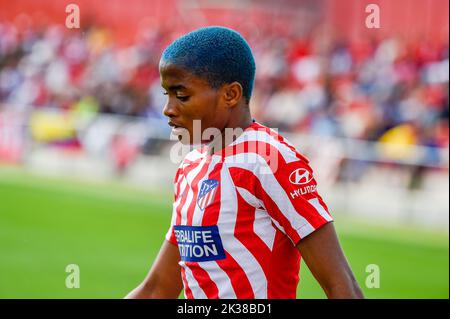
top-left (160, 26), bottom-right (256, 103)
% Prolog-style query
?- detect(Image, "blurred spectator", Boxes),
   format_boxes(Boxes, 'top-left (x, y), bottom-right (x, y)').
top-left (0, 18), bottom-right (448, 152)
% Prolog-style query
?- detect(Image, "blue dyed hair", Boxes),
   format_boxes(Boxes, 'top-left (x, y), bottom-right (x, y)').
top-left (160, 26), bottom-right (256, 103)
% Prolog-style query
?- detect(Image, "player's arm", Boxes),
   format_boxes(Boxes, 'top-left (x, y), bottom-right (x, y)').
top-left (125, 240), bottom-right (183, 299)
top-left (296, 222), bottom-right (364, 299)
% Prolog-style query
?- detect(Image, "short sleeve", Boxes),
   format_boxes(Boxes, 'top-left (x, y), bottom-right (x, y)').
top-left (165, 220), bottom-right (178, 246)
top-left (255, 156), bottom-right (333, 246)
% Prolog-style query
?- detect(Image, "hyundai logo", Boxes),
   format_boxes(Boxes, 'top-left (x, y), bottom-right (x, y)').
top-left (289, 168), bottom-right (313, 185)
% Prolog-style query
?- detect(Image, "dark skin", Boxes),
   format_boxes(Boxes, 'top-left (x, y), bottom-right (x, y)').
top-left (125, 62), bottom-right (364, 299)
top-left (157, 60), bottom-right (252, 149)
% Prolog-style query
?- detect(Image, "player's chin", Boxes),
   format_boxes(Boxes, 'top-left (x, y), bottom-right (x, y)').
top-left (170, 127), bottom-right (193, 144)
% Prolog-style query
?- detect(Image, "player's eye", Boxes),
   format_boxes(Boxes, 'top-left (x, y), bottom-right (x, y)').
top-left (177, 96), bottom-right (190, 102)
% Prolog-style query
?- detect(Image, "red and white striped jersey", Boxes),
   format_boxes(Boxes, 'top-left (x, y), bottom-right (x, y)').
top-left (165, 121), bottom-right (333, 299)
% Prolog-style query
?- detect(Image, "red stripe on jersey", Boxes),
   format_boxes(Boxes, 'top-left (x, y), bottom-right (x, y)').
top-left (181, 157), bottom-right (221, 299)
top-left (268, 159), bottom-right (330, 230)
top-left (216, 251), bottom-right (255, 299)
top-left (173, 169), bottom-right (180, 199)
top-left (296, 198), bottom-right (331, 229)
top-left (226, 167), bottom-right (302, 299)
top-left (182, 152), bottom-right (205, 166)
top-left (167, 171), bottom-right (190, 245)
top-left (175, 176), bottom-right (189, 226)
top-left (248, 122), bottom-right (310, 163)
top-left (186, 158), bottom-right (211, 225)
top-left (187, 263), bottom-right (219, 299)
top-left (168, 168), bottom-right (184, 244)
top-left (227, 140), bottom-right (330, 231)
top-left (200, 161), bottom-right (255, 299)
top-left (227, 140), bottom-right (286, 174)
top-left (228, 166), bottom-right (301, 243)
top-left (175, 157), bottom-right (205, 226)
top-left (180, 267), bottom-right (194, 299)
top-left (267, 230), bottom-right (300, 298)
top-left (181, 155), bottom-right (206, 181)
top-left (234, 190), bottom-right (271, 279)
top-left (167, 229), bottom-right (177, 246)
top-left (317, 195), bottom-right (332, 218)
top-left (201, 161), bottom-right (223, 226)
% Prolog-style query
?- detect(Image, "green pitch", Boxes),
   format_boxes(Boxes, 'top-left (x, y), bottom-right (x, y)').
top-left (0, 168), bottom-right (448, 298)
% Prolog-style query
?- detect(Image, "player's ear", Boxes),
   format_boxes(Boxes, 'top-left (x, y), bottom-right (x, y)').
top-left (221, 82), bottom-right (243, 108)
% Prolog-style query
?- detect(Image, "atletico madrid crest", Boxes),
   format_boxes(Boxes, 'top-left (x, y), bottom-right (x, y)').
top-left (197, 179), bottom-right (219, 210)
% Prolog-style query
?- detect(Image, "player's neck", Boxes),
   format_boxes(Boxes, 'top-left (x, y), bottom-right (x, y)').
top-left (206, 110), bottom-right (253, 156)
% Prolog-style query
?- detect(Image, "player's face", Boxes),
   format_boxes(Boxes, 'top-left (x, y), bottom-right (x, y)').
top-left (160, 61), bottom-right (229, 145)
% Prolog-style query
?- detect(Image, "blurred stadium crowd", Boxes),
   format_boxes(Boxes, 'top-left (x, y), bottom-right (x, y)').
top-left (0, 19), bottom-right (448, 148)
top-left (0, 0), bottom-right (448, 228)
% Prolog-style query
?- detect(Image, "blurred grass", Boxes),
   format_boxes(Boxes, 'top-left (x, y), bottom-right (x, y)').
top-left (0, 167), bottom-right (448, 298)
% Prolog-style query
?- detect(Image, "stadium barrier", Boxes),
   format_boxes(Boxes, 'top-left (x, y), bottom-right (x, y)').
top-left (0, 105), bottom-right (448, 230)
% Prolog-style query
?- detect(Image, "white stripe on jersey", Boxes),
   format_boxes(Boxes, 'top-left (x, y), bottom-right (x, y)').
top-left (180, 188), bottom-right (194, 226)
top-left (186, 155), bottom-right (239, 299)
top-left (308, 198), bottom-right (333, 222)
top-left (232, 129), bottom-right (299, 164)
top-left (218, 166), bottom-right (268, 299)
top-left (183, 147), bottom-right (205, 162)
top-left (181, 262), bottom-right (207, 299)
top-left (180, 156), bottom-right (209, 225)
top-left (199, 261), bottom-right (238, 299)
top-left (254, 208), bottom-right (276, 251)
top-left (191, 155), bottom-right (222, 226)
top-left (236, 186), bottom-right (276, 251)
top-left (224, 153), bottom-right (316, 239)
top-left (236, 186), bottom-right (264, 208)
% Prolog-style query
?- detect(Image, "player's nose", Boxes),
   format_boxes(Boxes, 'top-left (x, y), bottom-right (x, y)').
top-left (163, 100), bottom-right (178, 118)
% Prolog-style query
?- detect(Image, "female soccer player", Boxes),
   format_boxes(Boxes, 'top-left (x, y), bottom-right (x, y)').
top-left (126, 26), bottom-right (363, 299)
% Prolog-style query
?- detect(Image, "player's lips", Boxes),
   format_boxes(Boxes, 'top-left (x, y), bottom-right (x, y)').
top-left (168, 121), bottom-right (183, 128)
top-left (168, 121), bottom-right (188, 136)
top-left (168, 121), bottom-right (188, 130)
